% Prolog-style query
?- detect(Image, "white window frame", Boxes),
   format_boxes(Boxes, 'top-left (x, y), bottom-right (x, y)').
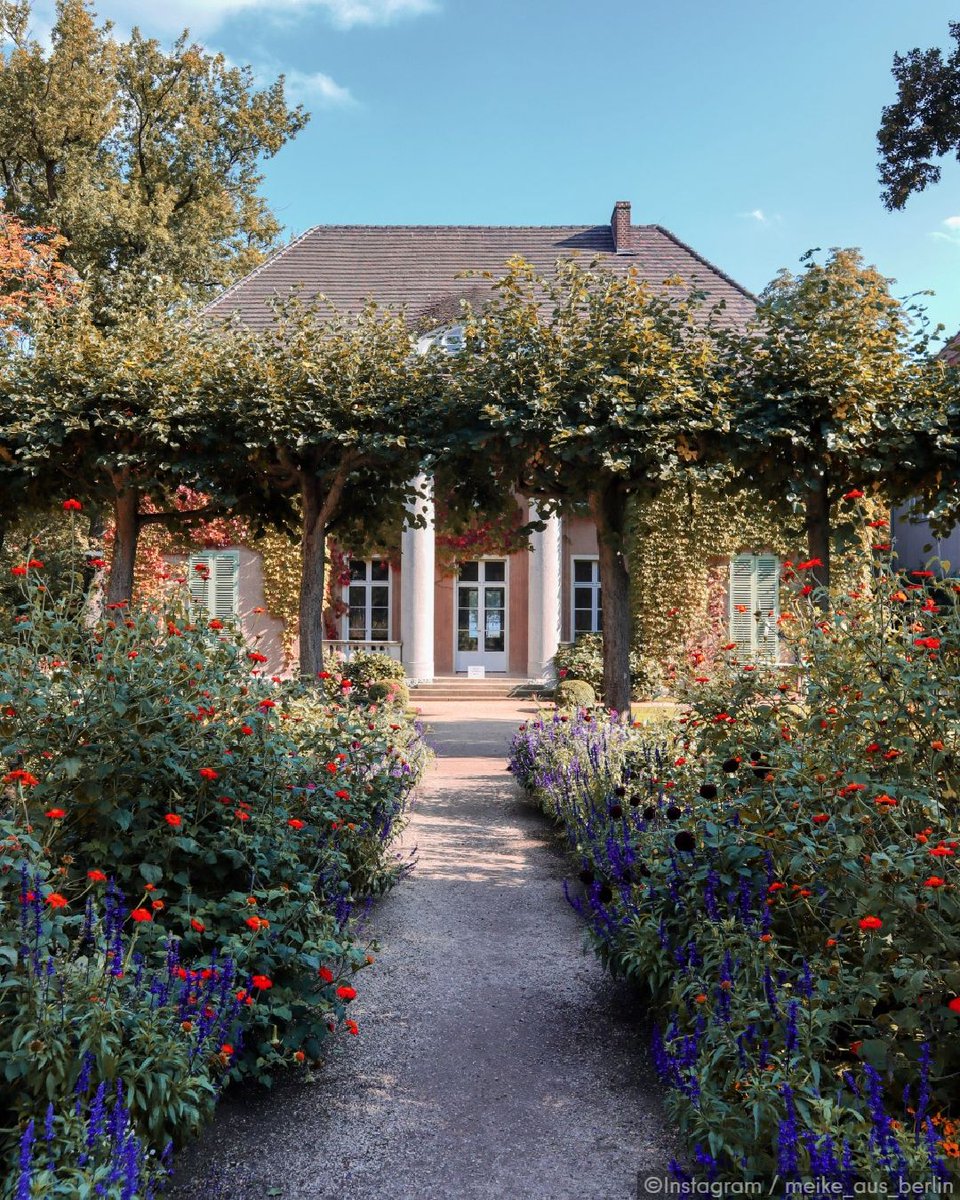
top-left (728, 552), bottom-right (779, 663)
top-left (187, 550), bottom-right (240, 620)
top-left (341, 558), bottom-right (392, 643)
top-left (571, 555), bottom-right (602, 637)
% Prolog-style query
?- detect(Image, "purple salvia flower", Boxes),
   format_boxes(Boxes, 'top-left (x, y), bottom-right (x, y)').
top-left (777, 1084), bottom-right (799, 1177)
top-left (16, 1119), bottom-right (35, 1200)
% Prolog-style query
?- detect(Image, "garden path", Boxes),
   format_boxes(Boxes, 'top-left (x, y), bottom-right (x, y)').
top-left (169, 700), bottom-right (676, 1200)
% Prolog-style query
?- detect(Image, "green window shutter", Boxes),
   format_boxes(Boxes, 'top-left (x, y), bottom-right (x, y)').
top-left (729, 554), bottom-right (756, 654)
top-left (187, 553), bottom-right (212, 611)
top-left (211, 552), bottom-right (239, 620)
top-left (755, 554), bottom-right (779, 663)
top-left (187, 551), bottom-right (239, 619)
top-left (729, 553), bottom-right (780, 663)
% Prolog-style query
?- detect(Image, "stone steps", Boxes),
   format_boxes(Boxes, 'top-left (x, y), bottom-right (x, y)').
top-left (409, 678), bottom-right (552, 702)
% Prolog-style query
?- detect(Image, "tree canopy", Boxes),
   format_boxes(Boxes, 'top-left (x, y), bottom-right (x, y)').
top-left (238, 301), bottom-right (445, 677)
top-left (719, 248), bottom-right (944, 592)
top-left (877, 20), bottom-right (960, 210)
top-left (446, 256), bottom-right (727, 711)
top-left (0, 0), bottom-right (306, 309)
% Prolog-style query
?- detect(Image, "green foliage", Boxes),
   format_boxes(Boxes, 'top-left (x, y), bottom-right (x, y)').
top-left (512, 533), bottom-right (960, 1180)
top-left (878, 21), bottom-right (960, 210)
top-left (720, 248), bottom-right (944, 587)
top-left (446, 255), bottom-right (730, 710)
top-left (554, 678), bottom-right (596, 709)
top-left (555, 634), bottom-right (663, 701)
top-left (0, 537), bottom-right (427, 1189)
top-left (366, 679), bottom-right (410, 708)
top-left (0, 0), bottom-right (306, 304)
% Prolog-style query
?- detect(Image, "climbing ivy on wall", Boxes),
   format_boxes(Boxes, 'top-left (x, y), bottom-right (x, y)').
top-left (628, 482), bottom-right (889, 683)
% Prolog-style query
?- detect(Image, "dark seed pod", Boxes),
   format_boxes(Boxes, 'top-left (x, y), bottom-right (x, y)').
top-left (597, 884), bottom-right (614, 904)
top-left (629, 793), bottom-right (642, 807)
top-left (666, 804), bottom-right (683, 821)
top-left (638, 863), bottom-right (651, 878)
top-left (749, 749), bottom-right (763, 762)
top-left (642, 805), bottom-right (658, 821)
top-left (753, 767), bottom-right (771, 781)
top-left (699, 783), bottom-right (718, 800)
top-left (608, 803), bottom-right (623, 819)
top-left (578, 867), bottom-right (594, 886)
top-left (614, 785), bottom-right (627, 797)
top-left (674, 830), bottom-right (696, 853)
top-left (620, 868), bottom-right (633, 885)
top-left (722, 758), bottom-right (739, 774)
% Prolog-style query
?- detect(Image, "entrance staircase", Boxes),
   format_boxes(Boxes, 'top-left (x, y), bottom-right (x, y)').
top-left (408, 675), bottom-right (552, 702)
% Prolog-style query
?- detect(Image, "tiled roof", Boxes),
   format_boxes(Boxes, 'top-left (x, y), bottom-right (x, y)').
top-left (940, 330), bottom-right (960, 365)
top-left (205, 219), bottom-right (756, 330)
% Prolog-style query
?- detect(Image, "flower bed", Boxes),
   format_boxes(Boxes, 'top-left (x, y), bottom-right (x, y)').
top-left (0, 561), bottom-right (426, 1195)
top-left (511, 554), bottom-right (960, 1185)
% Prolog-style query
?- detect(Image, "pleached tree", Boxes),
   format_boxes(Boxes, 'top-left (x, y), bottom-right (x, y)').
top-left (239, 301), bottom-right (443, 678)
top-left (445, 257), bottom-right (728, 713)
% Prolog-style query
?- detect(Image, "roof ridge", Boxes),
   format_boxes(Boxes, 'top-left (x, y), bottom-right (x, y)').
top-left (297, 222), bottom-right (607, 230)
top-left (202, 225), bottom-right (318, 313)
top-left (647, 224), bottom-right (757, 303)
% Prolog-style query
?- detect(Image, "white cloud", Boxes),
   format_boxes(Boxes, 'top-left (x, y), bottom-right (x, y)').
top-left (62, 0), bottom-right (439, 37)
top-left (738, 209), bottom-right (782, 227)
top-left (931, 216), bottom-right (960, 246)
top-left (284, 68), bottom-right (355, 105)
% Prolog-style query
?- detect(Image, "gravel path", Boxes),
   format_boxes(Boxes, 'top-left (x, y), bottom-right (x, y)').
top-left (168, 700), bottom-right (676, 1200)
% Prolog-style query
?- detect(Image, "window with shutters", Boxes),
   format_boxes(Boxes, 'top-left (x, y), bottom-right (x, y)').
top-left (341, 559), bottom-right (391, 642)
top-left (571, 557), bottom-right (602, 635)
top-left (728, 553), bottom-right (779, 662)
top-left (187, 551), bottom-right (240, 620)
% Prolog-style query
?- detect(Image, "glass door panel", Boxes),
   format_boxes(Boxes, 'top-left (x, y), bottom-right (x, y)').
top-left (454, 561), bottom-right (508, 670)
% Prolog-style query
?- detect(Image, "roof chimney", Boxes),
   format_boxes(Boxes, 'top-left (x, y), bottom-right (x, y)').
top-left (610, 200), bottom-right (631, 252)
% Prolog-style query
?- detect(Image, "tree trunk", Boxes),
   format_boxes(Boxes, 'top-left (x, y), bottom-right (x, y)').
top-left (804, 472), bottom-right (831, 601)
top-left (590, 481), bottom-right (632, 714)
top-left (107, 484), bottom-right (140, 605)
top-left (299, 473), bottom-right (328, 679)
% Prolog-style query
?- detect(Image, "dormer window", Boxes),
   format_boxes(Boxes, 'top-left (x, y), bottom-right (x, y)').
top-left (415, 323), bottom-right (465, 356)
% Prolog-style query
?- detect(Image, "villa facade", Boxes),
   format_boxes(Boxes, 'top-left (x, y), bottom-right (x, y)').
top-left (201, 201), bottom-right (777, 681)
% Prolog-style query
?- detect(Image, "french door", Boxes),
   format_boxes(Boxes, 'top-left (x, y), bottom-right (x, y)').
top-left (455, 560), bottom-right (508, 672)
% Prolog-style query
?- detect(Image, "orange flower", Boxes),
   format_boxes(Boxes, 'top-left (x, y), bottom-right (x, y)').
top-left (198, 767), bottom-right (219, 781)
top-left (87, 869), bottom-right (107, 883)
top-left (62, 498), bottom-right (82, 511)
top-left (345, 1019), bottom-right (359, 1036)
top-left (164, 812), bottom-right (182, 828)
top-left (190, 918), bottom-right (205, 933)
top-left (251, 974), bottom-right (272, 990)
top-left (858, 916), bottom-right (882, 931)
top-left (924, 876), bottom-right (946, 889)
top-left (44, 807), bottom-right (66, 819)
top-left (130, 908), bottom-right (152, 922)
top-left (931, 740), bottom-right (945, 752)
top-left (693, 993), bottom-right (707, 1004)
top-left (46, 892), bottom-right (67, 908)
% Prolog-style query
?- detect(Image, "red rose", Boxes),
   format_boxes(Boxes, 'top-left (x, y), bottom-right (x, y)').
top-left (948, 998), bottom-right (960, 1014)
top-left (858, 916), bottom-right (882, 931)
top-left (318, 966), bottom-right (334, 984)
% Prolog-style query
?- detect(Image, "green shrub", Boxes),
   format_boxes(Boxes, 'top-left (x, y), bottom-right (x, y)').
top-left (367, 678), bottom-right (410, 707)
top-left (554, 633), bottom-right (663, 701)
top-left (554, 679), bottom-right (596, 708)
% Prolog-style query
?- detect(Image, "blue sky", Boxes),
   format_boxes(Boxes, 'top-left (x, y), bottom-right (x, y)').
top-left (31, 1), bottom-right (960, 336)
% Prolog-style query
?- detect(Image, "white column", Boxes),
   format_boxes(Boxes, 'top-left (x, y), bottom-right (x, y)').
top-left (400, 474), bottom-right (435, 683)
top-left (526, 501), bottom-right (562, 682)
